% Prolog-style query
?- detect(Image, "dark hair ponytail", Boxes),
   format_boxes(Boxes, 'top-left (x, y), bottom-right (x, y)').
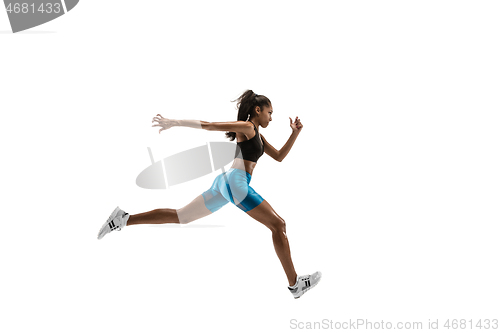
top-left (225, 89), bottom-right (271, 141)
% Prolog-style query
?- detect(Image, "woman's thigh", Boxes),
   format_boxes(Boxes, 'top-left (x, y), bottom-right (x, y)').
top-left (176, 194), bottom-right (215, 224)
top-left (224, 170), bottom-right (263, 212)
top-left (245, 199), bottom-right (285, 231)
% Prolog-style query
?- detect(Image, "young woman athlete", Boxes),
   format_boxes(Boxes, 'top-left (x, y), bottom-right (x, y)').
top-left (97, 90), bottom-right (321, 298)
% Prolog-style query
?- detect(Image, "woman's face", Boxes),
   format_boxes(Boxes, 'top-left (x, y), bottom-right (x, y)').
top-left (259, 104), bottom-right (273, 128)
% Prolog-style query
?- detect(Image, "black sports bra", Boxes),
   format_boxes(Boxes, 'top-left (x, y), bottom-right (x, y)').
top-left (235, 121), bottom-right (265, 163)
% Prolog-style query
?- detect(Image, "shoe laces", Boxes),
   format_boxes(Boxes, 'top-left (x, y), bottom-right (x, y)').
top-left (300, 275), bottom-right (310, 281)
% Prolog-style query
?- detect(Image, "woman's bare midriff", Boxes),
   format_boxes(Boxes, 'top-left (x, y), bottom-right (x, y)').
top-left (233, 131), bottom-right (258, 175)
top-left (230, 157), bottom-right (256, 175)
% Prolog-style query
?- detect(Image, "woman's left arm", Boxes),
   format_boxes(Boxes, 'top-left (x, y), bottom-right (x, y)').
top-left (262, 117), bottom-right (303, 162)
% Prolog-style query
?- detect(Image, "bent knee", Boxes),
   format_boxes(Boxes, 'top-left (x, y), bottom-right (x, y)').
top-left (176, 207), bottom-right (193, 224)
top-left (269, 217), bottom-right (286, 234)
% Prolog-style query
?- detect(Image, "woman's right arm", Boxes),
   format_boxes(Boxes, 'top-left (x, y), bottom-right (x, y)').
top-left (152, 114), bottom-right (253, 136)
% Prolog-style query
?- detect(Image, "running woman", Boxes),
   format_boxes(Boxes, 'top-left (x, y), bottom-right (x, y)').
top-left (97, 90), bottom-right (321, 298)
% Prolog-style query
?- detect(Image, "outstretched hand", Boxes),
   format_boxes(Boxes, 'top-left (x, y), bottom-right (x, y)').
top-left (152, 114), bottom-right (175, 134)
top-left (289, 116), bottom-right (303, 133)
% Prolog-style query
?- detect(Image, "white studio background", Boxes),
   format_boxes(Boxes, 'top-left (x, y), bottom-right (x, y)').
top-left (1, 1), bottom-right (499, 332)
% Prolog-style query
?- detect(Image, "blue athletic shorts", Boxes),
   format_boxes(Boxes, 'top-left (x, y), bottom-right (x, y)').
top-left (202, 168), bottom-right (264, 213)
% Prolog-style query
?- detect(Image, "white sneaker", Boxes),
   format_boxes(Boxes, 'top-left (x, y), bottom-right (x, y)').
top-left (97, 206), bottom-right (129, 240)
top-left (288, 271), bottom-right (322, 299)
